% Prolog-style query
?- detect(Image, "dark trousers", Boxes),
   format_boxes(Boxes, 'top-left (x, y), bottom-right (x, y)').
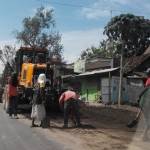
top-left (9, 96), bottom-right (17, 116)
top-left (64, 99), bottom-right (80, 126)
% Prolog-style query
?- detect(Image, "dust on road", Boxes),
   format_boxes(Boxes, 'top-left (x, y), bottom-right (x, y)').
top-left (18, 104), bottom-right (150, 150)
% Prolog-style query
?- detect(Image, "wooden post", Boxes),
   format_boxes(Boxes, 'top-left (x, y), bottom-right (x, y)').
top-left (87, 89), bottom-right (89, 102)
top-left (108, 72), bottom-right (111, 104)
top-left (118, 46), bottom-right (123, 107)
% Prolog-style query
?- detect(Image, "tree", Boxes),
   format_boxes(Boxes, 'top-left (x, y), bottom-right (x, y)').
top-left (0, 45), bottom-right (16, 70)
top-left (79, 39), bottom-right (120, 60)
top-left (80, 48), bottom-right (93, 59)
top-left (16, 6), bottom-right (63, 59)
top-left (0, 45), bottom-right (17, 86)
top-left (104, 14), bottom-right (150, 56)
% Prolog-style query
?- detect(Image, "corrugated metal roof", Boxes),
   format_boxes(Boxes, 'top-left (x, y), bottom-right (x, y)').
top-left (62, 75), bottom-right (75, 79)
top-left (77, 67), bottom-right (119, 77)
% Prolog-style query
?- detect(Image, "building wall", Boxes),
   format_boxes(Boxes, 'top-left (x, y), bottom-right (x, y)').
top-left (79, 77), bottom-right (100, 102)
top-left (110, 77), bottom-right (143, 104)
top-left (126, 78), bottom-right (144, 104)
top-left (111, 76), bottom-right (128, 104)
top-left (63, 75), bottom-right (142, 104)
top-left (74, 59), bottom-right (85, 73)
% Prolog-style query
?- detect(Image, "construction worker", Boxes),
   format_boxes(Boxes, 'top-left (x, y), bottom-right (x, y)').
top-left (59, 86), bottom-right (81, 128)
top-left (31, 74), bottom-right (46, 127)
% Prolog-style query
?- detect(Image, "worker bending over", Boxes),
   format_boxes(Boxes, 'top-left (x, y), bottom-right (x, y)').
top-left (59, 87), bottom-right (81, 128)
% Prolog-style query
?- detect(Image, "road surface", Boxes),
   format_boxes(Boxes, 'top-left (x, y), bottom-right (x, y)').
top-left (0, 107), bottom-right (65, 150)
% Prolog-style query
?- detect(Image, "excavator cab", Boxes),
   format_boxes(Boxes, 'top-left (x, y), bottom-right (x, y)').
top-left (15, 47), bottom-right (48, 75)
top-left (15, 47), bottom-right (55, 104)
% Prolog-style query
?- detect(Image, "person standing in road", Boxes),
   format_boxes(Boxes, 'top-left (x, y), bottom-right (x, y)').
top-left (8, 73), bottom-right (18, 119)
top-left (3, 77), bottom-right (10, 113)
top-left (59, 87), bottom-right (81, 128)
top-left (31, 74), bottom-right (46, 128)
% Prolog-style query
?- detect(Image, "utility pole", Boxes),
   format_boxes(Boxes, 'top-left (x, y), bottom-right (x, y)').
top-left (118, 40), bottom-right (123, 107)
top-left (110, 10), bottom-right (125, 107)
top-left (108, 71), bottom-right (111, 104)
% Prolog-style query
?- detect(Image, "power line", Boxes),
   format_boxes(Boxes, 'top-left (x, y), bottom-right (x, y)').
top-left (36, 0), bottom-right (145, 18)
top-left (37, 0), bottom-right (86, 8)
top-left (37, 0), bottom-right (125, 17)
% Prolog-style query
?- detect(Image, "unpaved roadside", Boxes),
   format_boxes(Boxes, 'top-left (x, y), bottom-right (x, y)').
top-left (17, 104), bottom-right (150, 150)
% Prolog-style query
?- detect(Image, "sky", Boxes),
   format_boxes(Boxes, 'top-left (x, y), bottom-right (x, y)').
top-left (0, 0), bottom-right (150, 71)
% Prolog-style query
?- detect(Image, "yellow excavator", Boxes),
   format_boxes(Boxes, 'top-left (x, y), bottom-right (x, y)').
top-left (15, 47), bottom-right (62, 110)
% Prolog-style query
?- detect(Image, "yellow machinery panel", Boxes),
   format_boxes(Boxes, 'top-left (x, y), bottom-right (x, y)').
top-left (19, 63), bottom-right (34, 88)
top-left (19, 63), bottom-right (47, 88)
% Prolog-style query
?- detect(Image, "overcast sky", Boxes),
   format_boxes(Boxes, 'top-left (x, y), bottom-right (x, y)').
top-left (0, 0), bottom-right (150, 72)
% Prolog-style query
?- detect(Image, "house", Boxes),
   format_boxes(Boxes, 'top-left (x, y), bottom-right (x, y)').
top-left (76, 68), bottom-right (119, 103)
top-left (62, 46), bottom-right (150, 104)
top-left (63, 56), bottom-right (120, 103)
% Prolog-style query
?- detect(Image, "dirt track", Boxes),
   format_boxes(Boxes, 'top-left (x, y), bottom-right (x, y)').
top-left (18, 104), bottom-right (150, 150)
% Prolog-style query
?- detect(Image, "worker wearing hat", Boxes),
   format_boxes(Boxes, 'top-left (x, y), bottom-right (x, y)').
top-left (31, 74), bottom-right (46, 127)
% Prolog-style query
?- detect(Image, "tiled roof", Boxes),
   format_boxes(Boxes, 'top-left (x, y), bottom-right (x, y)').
top-left (124, 46), bottom-right (150, 74)
top-left (85, 58), bottom-right (112, 71)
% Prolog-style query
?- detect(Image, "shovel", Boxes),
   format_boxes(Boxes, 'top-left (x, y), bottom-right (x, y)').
top-left (127, 108), bottom-right (142, 128)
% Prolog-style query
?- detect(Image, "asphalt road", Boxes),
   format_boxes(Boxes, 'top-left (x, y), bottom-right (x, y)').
top-left (0, 107), bottom-right (65, 150)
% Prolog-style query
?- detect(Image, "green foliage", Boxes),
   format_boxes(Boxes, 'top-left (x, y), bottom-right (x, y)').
top-left (80, 39), bottom-right (120, 59)
top-left (0, 45), bottom-right (16, 69)
top-left (16, 6), bottom-right (63, 58)
top-left (104, 14), bottom-right (150, 56)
